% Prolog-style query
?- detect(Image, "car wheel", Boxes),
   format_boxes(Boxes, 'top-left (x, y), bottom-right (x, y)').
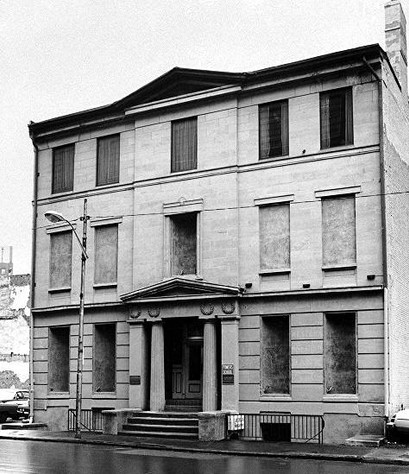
top-left (0, 413), bottom-right (8, 424)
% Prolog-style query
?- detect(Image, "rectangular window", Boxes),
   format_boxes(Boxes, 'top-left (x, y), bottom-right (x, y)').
top-left (322, 195), bottom-right (356, 268)
top-left (94, 225), bottom-right (118, 285)
top-left (48, 326), bottom-right (70, 392)
top-left (97, 134), bottom-right (120, 186)
top-left (52, 144), bottom-right (74, 194)
top-left (50, 231), bottom-right (72, 290)
top-left (259, 100), bottom-right (289, 159)
top-left (324, 313), bottom-right (356, 394)
top-left (259, 204), bottom-right (290, 271)
top-left (261, 316), bottom-right (290, 394)
top-left (320, 88), bottom-right (353, 149)
top-left (171, 117), bottom-right (197, 172)
top-left (93, 324), bottom-right (116, 393)
top-left (170, 213), bottom-right (197, 275)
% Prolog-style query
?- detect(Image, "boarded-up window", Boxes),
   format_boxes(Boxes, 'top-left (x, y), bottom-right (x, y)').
top-left (324, 313), bottom-right (356, 394)
top-left (170, 213), bottom-right (197, 275)
top-left (97, 135), bottom-right (120, 186)
top-left (52, 144), bottom-right (74, 194)
top-left (93, 324), bottom-right (116, 393)
top-left (171, 117), bottom-right (197, 172)
top-left (320, 88), bottom-right (353, 149)
top-left (259, 204), bottom-right (290, 271)
top-left (48, 326), bottom-right (70, 392)
top-left (322, 195), bottom-right (356, 267)
top-left (50, 231), bottom-right (72, 289)
top-left (94, 225), bottom-right (118, 285)
top-left (261, 316), bottom-right (290, 394)
top-left (259, 100), bottom-right (289, 159)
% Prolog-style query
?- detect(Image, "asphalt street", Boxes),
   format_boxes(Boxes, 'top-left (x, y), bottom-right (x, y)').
top-left (0, 440), bottom-right (408, 474)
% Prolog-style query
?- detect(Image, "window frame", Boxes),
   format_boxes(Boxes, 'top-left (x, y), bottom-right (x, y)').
top-left (96, 134), bottom-right (120, 187)
top-left (52, 144), bottom-right (75, 194)
top-left (48, 326), bottom-right (71, 394)
top-left (93, 223), bottom-right (119, 288)
top-left (171, 116), bottom-right (198, 173)
top-left (48, 229), bottom-right (73, 292)
top-left (320, 87), bottom-right (354, 150)
top-left (324, 312), bottom-right (357, 396)
top-left (92, 323), bottom-right (117, 394)
top-left (259, 99), bottom-right (289, 160)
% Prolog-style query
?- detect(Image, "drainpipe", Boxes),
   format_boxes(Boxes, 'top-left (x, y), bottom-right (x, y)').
top-left (29, 128), bottom-right (38, 422)
top-left (362, 56), bottom-right (390, 422)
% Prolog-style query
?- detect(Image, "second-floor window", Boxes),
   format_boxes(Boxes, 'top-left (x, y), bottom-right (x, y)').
top-left (322, 195), bottom-right (356, 268)
top-left (52, 144), bottom-right (74, 194)
top-left (170, 212), bottom-right (197, 275)
top-left (97, 135), bottom-right (120, 186)
top-left (259, 100), bottom-right (289, 159)
top-left (94, 224), bottom-right (118, 285)
top-left (320, 88), bottom-right (353, 149)
top-left (171, 117), bottom-right (197, 172)
top-left (49, 231), bottom-right (72, 290)
top-left (259, 203), bottom-right (290, 272)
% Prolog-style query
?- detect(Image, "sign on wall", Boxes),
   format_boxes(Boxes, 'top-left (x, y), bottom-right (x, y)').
top-left (222, 364), bottom-right (234, 385)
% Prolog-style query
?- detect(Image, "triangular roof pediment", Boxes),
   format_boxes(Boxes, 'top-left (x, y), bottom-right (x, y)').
top-left (120, 277), bottom-right (241, 303)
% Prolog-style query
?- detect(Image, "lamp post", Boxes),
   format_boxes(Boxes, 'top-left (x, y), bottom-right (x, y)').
top-left (45, 199), bottom-right (89, 439)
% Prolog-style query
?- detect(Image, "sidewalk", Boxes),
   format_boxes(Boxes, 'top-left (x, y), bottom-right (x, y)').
top-left (1, 429), bottom-right (409, 466)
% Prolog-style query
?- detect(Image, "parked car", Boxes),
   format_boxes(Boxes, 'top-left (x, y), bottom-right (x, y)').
top-left (0, 389), bottom-right (29, 423)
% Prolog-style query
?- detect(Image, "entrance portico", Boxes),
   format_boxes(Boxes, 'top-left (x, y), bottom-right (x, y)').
top-left (122, 277), bottom-right (241, 413)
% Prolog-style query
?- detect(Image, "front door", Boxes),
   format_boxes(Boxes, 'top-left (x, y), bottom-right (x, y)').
top-left (171, 321), bottom-right (203, 400)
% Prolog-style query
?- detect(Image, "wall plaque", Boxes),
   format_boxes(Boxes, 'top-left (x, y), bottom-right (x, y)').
top-left (130, 376), bottom-right (141, 385)
top-left (222, 364), bottom-right (234, 385)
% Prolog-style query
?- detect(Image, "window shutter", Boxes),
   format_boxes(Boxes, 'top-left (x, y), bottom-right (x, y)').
top-left (50, 231), bottom-right (72, 289)
top-left (259, 204), bottom-right (290, 270)
top-left (94, 225), bottom-right (118, 284)
top-left (171, 117), bottom-right (197, 172)
top-left (322, 195), bottom-right (356, 267)
top-left (320, 93), bottom-right (330, 149)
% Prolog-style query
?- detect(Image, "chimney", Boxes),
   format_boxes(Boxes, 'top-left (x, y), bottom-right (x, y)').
top-left (385, 0), bottom-right (408, 98)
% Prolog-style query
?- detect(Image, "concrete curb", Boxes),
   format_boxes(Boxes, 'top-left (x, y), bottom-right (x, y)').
top-left (1, 433), bottom-right (409, 466)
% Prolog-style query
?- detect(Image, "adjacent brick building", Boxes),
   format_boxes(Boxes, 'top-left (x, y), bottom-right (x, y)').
top-left (29, 1), bottom-right (409, 442)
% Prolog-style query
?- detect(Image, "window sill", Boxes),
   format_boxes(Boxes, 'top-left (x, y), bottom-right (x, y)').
top-left (170, 168), bottom-right (198, 176)
top-left (259, 269), bottom-right (291, 276)
top-left (93, 283), bottom-right (117, 289)
top-left (323, 394), bottom-right (358, 403)
top-left (259, 154), bottom-right (289, 162)
top-left (95, 181), bottom-right (120, 189)
top-left (47, 392), bottom-right (70, 399)
top-left (322, 264), bottom-right (356, 272)
top-left (260, 395), bottom-right (292, 402)
top-left (92, 392), bottom-right (117, 399)
top-left (320, 143), bottom-right (354, 152)
top-left (48, 287), bottom-right (71, 294)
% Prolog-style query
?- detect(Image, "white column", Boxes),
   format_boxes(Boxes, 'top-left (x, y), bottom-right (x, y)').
top-left (150, 321), bottom-right (165, 411)
top-left (203, 319), bottom-right (217, 411)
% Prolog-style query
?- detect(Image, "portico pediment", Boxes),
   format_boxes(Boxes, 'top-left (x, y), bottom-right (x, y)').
top-left (120, 277), bottom-right (241, 304)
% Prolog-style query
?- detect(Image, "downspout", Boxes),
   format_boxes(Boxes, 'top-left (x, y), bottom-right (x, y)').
top-left (29, 128), bottom-right (39, 422)
top-left (362, 56), bottom-right (390, 422)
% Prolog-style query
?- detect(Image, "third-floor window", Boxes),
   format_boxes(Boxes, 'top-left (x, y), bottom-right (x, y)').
top-left (171, 117), bottom-right (197, 172)
top-left (259, 100), bottom-right (289, 159)
top-left (320, 88), bottom-right (353, 149)
top-left (97, 134), bottom-right (120, 186)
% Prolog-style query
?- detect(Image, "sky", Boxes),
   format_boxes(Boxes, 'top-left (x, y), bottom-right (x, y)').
top-left (0, 0), bottom-right (406, 274)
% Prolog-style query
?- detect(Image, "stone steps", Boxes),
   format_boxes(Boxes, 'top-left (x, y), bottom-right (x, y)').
top-left (121, 412), bottom-right (199, 439)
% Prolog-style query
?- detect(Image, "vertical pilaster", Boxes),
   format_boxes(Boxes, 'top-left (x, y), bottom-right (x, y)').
top-left (221, 316), bottom-right (240, 411)
top-left (203, 319), bottom-right (217, 411)
top-left (129, 321), bottom-right (148, 410)
top-left (150, 321), bottom-right (165, 411)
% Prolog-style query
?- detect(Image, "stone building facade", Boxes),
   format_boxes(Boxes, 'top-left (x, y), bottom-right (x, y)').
top-left (29, 1), bottom-right (409, 442)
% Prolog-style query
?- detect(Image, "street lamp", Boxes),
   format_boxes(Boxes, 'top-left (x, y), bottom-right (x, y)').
top-left (45, 199), bottom-right (89, 439)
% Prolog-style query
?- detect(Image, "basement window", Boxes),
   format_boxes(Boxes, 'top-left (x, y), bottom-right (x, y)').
top-left (48, 326), bottom-right (70, 393)
top-left (170, 213), bottom-right (197, 276)
top-left (93, 324), bottom-right (116, 393)
top-left (320, 88), bottom-right (353, 149)
top-left (261, 316), bottom-right (290, 395)
top-left (324, 313), bottom-right (356, 394)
